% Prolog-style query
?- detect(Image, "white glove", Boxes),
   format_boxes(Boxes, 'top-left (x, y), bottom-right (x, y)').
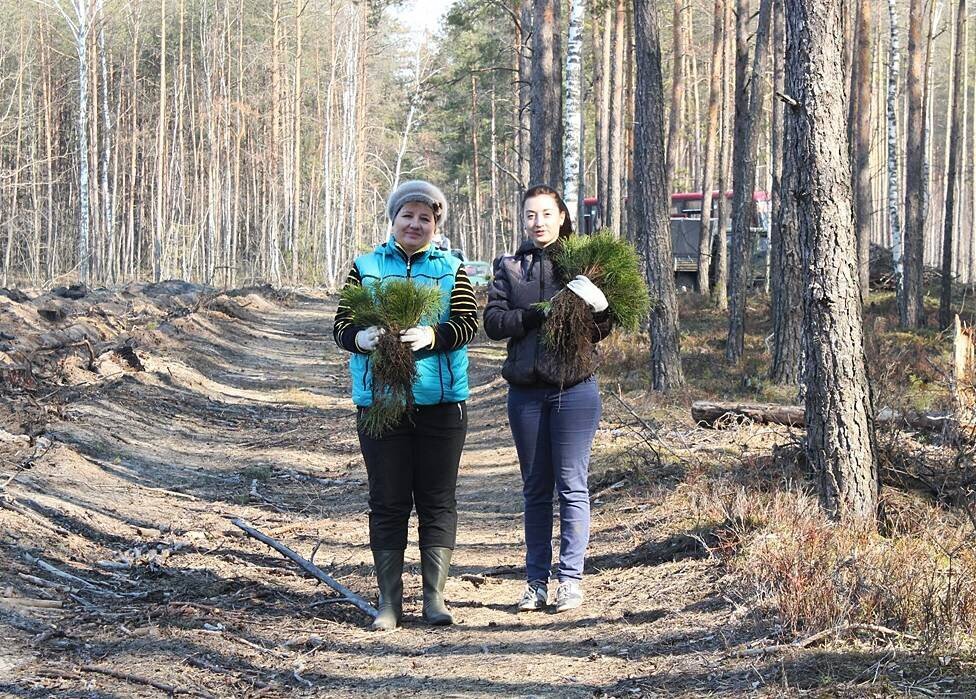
top-left (355, 326), bottom-right (385, 352)
top-left (566, 275), bottom-right (609, 313)
top-left (400, 326), bottom-right (436, 352)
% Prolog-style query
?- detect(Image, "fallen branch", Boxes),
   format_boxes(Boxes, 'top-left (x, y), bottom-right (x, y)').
top-left (729, 623), bottom-right (919, 657)
top-left (231, 518), bottom-right (377, 619)
top-left (0, 496), bottom-right (70, 535)
top-left (25, 553), bottom-right (122, 598)
top-left (478, 564), bottom-right (522, 578)
top-left (80, 664), bottom-right (213, 698)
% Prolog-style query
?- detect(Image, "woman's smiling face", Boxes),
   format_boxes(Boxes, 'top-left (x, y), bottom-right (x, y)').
top-left (523, 193), bottom-right (565, 248)
top-left (392, 201), bottom-right (437, 254)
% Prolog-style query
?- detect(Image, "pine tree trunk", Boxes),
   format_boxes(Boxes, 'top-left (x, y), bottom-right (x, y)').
top-left (697, 0), bottom-right (725, 294)
top-left (606, 0), bottom-right (626, 235)
top-left (770, 0), bottom-right (803, 385)
top-left (633, 0), bottom-right (685, 391)
top-left (850, 0), bottom-right (873, 303)
top-left (903, 0), bottom-right (927, 326)
top-left (530, 0), bottom-right (562, 187)
top-left (940, 0), bottom-right (967, 329)
top-left (666, 0), bottom-right (687, 191)
top-left (785, 0), bottom-right (879, 526)
top-left (712, 0), bottom-right (735, 310)
top-left (726, 0), bottom-right (773, 363)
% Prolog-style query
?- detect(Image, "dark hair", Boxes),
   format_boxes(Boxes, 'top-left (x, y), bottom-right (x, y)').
top-left (521, 183), bottom-right (574, 238)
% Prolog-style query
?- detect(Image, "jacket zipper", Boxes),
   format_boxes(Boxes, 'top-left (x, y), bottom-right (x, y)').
top-left (534, 250), bottom-right (544, 375)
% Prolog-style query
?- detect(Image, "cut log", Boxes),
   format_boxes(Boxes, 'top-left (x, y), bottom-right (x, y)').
top-left (692, 401), bottom-right (805, 427)
top-left (692, 400), bottom-right (957, 434)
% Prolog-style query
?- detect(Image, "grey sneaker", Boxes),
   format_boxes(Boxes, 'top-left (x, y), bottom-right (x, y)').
top-left (517, 581), bottom-right (548, 611)
top-left (554, 580), bottom-right (583, 612)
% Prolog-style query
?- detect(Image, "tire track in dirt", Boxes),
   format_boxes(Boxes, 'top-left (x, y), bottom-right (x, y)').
top-left (3, 290), bottom-right (819, 697)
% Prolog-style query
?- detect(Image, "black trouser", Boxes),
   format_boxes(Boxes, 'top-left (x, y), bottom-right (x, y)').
top-left (357, 401), bottom-right (467, 551)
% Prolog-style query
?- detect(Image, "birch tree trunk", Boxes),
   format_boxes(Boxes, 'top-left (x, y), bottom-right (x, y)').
top-left (596, 5), bottom-right (612, 224)
top-left (154, 0), bottom-right (167, 281)
top-left (785, 0), bottom-right (879, 526)
top-left (67, 0), bottom-right (95, 282)
top-left (633, 0), bottom-right (685, 390)
top-left (563, 0), bottom-right (584, 220)
top-left (887, 0), bottom-right (903, 300)
top-left (518, 0), bottom-right (532, 192)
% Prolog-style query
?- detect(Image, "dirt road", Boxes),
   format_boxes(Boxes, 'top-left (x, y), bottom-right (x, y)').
top-left (1, 289), bottom-right (957, 697)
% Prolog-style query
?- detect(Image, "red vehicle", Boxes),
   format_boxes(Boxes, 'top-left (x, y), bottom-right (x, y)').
top-left (579, 191), bottom-right (771, 290)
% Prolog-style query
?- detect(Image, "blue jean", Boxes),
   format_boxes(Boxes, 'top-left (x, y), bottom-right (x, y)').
top-left (507, 379), bottom-right (601, 583)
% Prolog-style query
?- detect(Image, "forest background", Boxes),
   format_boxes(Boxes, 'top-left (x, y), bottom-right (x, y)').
top-left (3, 0), bottom-right (974, 292)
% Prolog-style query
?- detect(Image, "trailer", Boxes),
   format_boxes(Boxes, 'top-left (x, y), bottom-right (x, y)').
top-left (580, 191), bottom-right (771, 291)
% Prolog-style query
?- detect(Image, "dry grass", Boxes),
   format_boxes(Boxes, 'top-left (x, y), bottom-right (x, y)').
top-left (595, 290), bottom-right (976, 657)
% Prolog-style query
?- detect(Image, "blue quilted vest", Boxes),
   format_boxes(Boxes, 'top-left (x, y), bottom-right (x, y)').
top-left (349, 238), bottom-right (470, 407)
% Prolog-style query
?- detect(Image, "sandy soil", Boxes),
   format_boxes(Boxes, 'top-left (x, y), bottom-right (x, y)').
top-left (1, 287), bottom-right (969, 698)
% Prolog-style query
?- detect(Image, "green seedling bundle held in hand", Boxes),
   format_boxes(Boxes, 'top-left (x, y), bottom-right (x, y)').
top-left (540, 231), bottom-right (650, 382)
top-left (340, 280), bottom-right (444, 437)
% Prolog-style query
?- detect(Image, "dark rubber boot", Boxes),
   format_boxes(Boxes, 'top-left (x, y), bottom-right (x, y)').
top-left (421, 547), bottom-right (454, 625)
top-left (371, 550), bottom-right (404, 631)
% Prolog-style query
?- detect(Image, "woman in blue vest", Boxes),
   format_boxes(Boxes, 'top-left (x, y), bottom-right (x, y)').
top-left (484, 184), bottom-right (612, 614)
top-left (333, 180), bottom-right (478, 630)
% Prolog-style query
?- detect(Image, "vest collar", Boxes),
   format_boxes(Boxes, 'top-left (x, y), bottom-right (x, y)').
top-left (379, 234), bottom-right (442, 264)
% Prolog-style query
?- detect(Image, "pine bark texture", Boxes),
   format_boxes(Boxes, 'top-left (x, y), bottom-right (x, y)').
top-left (666, 0), bottom-right (687, 191)
top-left (633, 0), bottom-right (685, 390)
top-left (940, 0), bottom-right (966, 329)
top-left (850, 0), bottom-right (873, 304)
top-left (530, 0), bottom-right (563, 187)
top-left (785, 0), bottom-right (879, 524)
top-left (697, 0), bottom-right (725, 294)
top-left (712, 0), bottom-right (735, 309)
top-left (902, 0), bottom-right (926, 327)
top-left (770, 0), bottom-right (802, 385)
top-left (606, 0), bottom-right (626, 235)
top-left (726, 0), bottom-right (773, 363)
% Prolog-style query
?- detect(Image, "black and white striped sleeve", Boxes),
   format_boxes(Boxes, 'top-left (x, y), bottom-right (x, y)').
top-left (432, 267), bottom-right (479, 350)
top-left (332, 264), bottom-right (368, 353)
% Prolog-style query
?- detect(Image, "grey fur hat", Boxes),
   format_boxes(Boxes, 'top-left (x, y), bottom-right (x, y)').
top-left (386, 180), bottom-right (448, 224)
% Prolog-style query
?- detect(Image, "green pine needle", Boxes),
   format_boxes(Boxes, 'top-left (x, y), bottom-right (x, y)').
top-left (553, 231), bottom-right (652, 332)
top-left (340, 279), bottom-right (445, 437)
top-left (341, 279), bottom-right (444, 331)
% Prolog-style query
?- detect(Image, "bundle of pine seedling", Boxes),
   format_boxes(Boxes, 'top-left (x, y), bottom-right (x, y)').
top-left (340, 279), bottom-right (444, 436)
top-left (542, 231), bottom-right (650, 383)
